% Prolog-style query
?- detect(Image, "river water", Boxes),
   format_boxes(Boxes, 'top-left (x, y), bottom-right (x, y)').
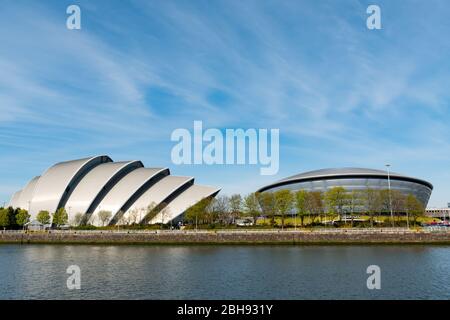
top-left (0, 245), bottom-right (449, 299)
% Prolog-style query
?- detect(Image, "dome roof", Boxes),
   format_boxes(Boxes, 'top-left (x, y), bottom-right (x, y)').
top-left (258, 167), bottom-right (433, 192)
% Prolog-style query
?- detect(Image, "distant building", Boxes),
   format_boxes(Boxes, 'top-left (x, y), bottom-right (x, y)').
top-left (425, 208), bottom-right (450, 220)
top-left (258, 167), bottom-right (433, 209)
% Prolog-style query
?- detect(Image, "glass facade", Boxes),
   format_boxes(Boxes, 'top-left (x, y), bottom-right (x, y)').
top-left (267, 177), bottom-right (432, 208)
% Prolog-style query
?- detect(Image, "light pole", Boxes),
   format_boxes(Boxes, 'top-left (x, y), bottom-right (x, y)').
top-left (386, 164), bottom-right (394, 228)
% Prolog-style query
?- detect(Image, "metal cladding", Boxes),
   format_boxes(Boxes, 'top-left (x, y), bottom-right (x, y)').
top-left (258, 167), bottom-right (433, 207)
top-left (9, 156), bottom-right (220, 226)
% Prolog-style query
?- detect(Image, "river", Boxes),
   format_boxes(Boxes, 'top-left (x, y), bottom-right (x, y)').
top-left (0, 245), bottom-right (449, 299)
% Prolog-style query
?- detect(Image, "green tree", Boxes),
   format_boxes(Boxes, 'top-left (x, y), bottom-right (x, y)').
top-left (15, 209), bottom-right (30, 228)
top-left (295, 190), bottom-right (308, 227)
top-left (364, 188), bottom-right (378, 227)
top-left (53, 208), bottom-right (68, 227)
top-left (184, 202), bottom-right (200, 225)
top-left (243, 193), bottom-right (260, 224)
top-left (391, 191), bottom-right (406, 226)
top-left (405, 195), bottom-right (424, 227)
top-left (378, 189), bottom-right (392, 226)
top-left (348, 190), bottom-right (361, 226)
top-left (307, 191), bottom-right (323, 225)
top-left (184, 198), bottom-right (212, 229)
top-left (325, 187), bottom-right (348, 221)
top-left (274, 190), bottom-right (294, 230)
top-left (257, 192), bottom-right (276, 226)
top-left (229, 194), bottom-right (242, 224)
top-left (0, 208), bottom-right (9, 230)
top-left (36, 210), bottom-right (51, 225)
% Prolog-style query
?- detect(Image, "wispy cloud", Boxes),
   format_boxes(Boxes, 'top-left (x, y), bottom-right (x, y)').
top-left (0, 0), bottom-right (449, 206)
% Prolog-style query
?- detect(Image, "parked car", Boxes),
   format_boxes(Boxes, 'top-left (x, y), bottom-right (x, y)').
top-left (236, 218), bottom-right (254, 227)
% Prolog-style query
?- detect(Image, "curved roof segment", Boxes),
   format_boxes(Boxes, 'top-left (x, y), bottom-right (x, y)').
top-left (64, 161), bottom-right (143, 224)
top-left (9, 155), bottom-right (220, 226)
top-left (258, 167), bottom-right (433, 192)
top-left (29, 156), bottom-right (112, 219)
top-left (8, 190), bottom-right (22, 208)
top-left (88, 167), bottom-right (169, 226)
top-left (120, 175), bottom-right (194, 224)
top-left (149, 185), bottom-right (220, 224)
top-left (16, 176), bottom-right (40, 210)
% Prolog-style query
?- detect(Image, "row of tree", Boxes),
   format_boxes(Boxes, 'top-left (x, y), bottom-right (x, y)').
top-left (0, 207), bottom-right (31, 229)
top-left (0, 207), bottom-right (70, 229)
top-left (0, 187), bottom-right (426, 229)
top-left (184, 187), bottom-right (425, 228)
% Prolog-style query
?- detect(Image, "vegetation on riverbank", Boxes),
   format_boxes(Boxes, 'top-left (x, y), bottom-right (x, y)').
top-left (0, 186), bottom-right (439, 231)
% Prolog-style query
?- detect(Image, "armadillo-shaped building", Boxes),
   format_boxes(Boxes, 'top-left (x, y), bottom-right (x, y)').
top-left (8, 155), bottom-right (220, 226)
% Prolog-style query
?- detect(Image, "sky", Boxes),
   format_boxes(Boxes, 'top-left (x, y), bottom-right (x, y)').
top-left (0, 0), bottom-right (450, 207)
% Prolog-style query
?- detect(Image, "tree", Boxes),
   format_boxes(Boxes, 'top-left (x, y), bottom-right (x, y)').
top-left (0, 208), bottom-right (9, 230)
top-left (364, 188), bottom-right (378, 227)
top-left (128, 209), bottom-right (139, 225)
top-left (210, 195), bottom-right (229, 225)
top-left (307, 191), bottom-right (323, 225)
top-left (117, 213), bottom-right (128, 227)
top-left (184, 202), bottom-right (200, 226)
top-left (325, 187), bottom-right (348, 221)
top-left (15, 209), bottom-right (30, 228)
top-left (73, 213), bottom-right (84, 226)
top-left (142, 202), bottom-right (158, 224)
top-left (229, 194), bottom-right (242, 224)
top-left (243, 193), bottom-right (260, 224)
top-left (348, 190), bottom-right (361, 227)
top-left (98, 210), bottom-right (112, 226)
top-left (378, 189), bottom-right (392, 225)
top-left (405, 195), bottom-right (424, 227)
top-left (391, 191), bottom-right (406, 225)
top-left (159, 204), bottom-right (171, 226)
top-left (184, 198), bottom-right (212, 229)
top-left (204, 199), bottom-right (219, 225)
top-left (274, 190), bottom-right (294, 230)
top-left (257, 192), bottom-right (276, 226)
top-left (36, 210), bottom-right (51, 225)
top-left (295, 190), bottom-right (308, 227)
top-left (53, 208), bottom-right (68, 227)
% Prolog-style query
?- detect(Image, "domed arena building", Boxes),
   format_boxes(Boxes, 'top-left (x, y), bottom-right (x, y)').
top-left (257, 168), bottom-right (433, 208)
top-left (8, 155), bottom-right (220, 226)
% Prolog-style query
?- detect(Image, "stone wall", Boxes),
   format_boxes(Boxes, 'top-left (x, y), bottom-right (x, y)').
top-left (1, 230), bottom-right (450, 244)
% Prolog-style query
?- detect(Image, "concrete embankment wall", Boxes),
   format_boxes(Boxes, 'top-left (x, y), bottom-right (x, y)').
top-left (1, 230), bottom-right (450, 244)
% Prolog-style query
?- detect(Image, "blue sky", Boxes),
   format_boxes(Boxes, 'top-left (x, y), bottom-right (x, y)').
top-left (1, 0), bottom-right (450, 207)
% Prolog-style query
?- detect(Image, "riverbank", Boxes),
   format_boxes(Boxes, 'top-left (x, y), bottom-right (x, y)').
top-left (1, 228), bottom-right (450, 245)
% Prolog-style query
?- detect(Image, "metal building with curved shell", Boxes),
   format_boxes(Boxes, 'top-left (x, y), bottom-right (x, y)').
top-left (257, 168), bottom-right (433, 208)
top-left (9, 156), bottom-right (220, 226)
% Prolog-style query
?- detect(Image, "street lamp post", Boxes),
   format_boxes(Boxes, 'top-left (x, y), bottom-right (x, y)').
top-left (386, 164), bottom-right (395, 228)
